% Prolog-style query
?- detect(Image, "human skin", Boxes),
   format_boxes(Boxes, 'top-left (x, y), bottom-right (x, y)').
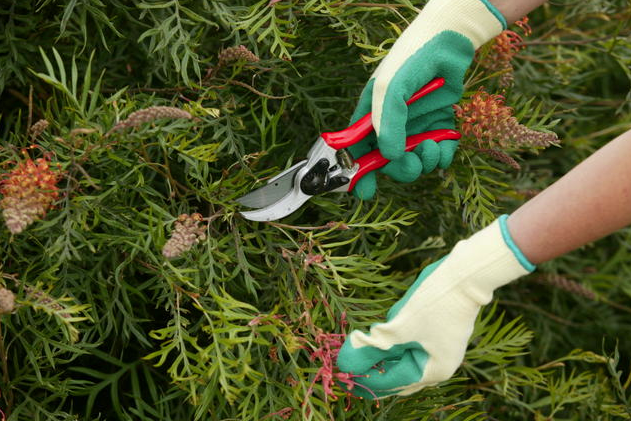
top-left (485, 0), bottom-right (631, 265)
top-left (492, 0), bottom-right (631, 264)
top-left (485, 0), bottom-right (631, 264)
top-left (490, 0), bottom-right (549, 24)
top-left (508, 129), bottom-right (631, 264)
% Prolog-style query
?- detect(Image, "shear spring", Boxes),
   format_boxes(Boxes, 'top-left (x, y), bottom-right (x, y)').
top-left (336, 149), bottom-right (355, 170)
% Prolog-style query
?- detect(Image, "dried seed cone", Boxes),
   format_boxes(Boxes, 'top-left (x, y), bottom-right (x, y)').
top-left (162, 213), bottom-right (207, 258)
top-left (533, 274), bottom-right (597, 301)
top-left (107, 106), bottom-right (192, 135)
top-left (218, 45), bottom-right (260, 66)
top-left (1, 157), bottom-right (61, 234)
top-left (517, 189), bottom-right (541, 199)
top-left (478, 148), bottom-right (521, 170)
top-left (0, 288), bottom-right (15, 314)
top-left (545, 274), bottom-right (597, 301)
top-left (23, 284), bottom-right (70, 317)
top-left (29, 119), bottom-right (50, 139)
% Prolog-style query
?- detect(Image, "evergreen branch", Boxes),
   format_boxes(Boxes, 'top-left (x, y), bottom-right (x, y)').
top-left (467, 304), bottom-right (534, 365)
top-left (1, 0), bottom-right (630, 418)
top-left (19, 283), bottom-right (91, 343)
top-left (382, 236), bottom-right (446, 263)
top-left (0, 321), bottom-right (13, 416)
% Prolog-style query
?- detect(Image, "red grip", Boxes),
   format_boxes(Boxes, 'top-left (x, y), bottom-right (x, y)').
top-left (347, 129), bottom-right (461, 192)
top-left (321, 78), bottom-right (446, 150)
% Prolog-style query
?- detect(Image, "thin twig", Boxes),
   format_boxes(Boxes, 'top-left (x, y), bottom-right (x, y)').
top-left (201, 209), bottom-right (225, 224)
top-left (281, 247), bottom-right (315, 334)
top-left (598, 296), bottom-right (631, 315)
top-left (515, 54), bottom-right (576, 65)
top-left (267, 221), bottom-right (348, 231)
top-left (8, 88), bottom-right (43, 122)
top-left (520, 32), bottom-right (629, 46)
top-left (0, 274), bottom-right (19, 285)
top-left (535, 361), bottom-right (566, 371)
top-left (329, 2), bottom-right (406, 9)
top-left (580, 123), bottom-right (631, 140)
top-left (498, 300), bottom-right (577, 326)
top-left (27, 85), bottom-right (33, 134)
top-left (138, 140), bottom-right (191, 196)
top-left (107, 86), bottom-right (190, 94)
top-left (466, 380), bottom-right (500, 390)
top-left (72, 162), bottom-right (102, 190)
top-left (0, 321), bottom-right (14, 416)
top-left (227, 80), bottom-right (291, 100)
top-left (6, 89), bottom-right (29, 108)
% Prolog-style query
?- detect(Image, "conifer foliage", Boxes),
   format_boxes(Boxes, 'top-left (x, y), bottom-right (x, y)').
top-left (1, 1), bottom-right (631, 420)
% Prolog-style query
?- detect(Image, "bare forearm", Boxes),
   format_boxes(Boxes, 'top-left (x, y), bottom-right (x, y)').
top-left (489, 0), bottom-right (548, 24)
top-left (508, 129), bottom-right (631, 264)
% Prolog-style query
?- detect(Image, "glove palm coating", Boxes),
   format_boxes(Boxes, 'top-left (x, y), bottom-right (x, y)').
top-left (349, 0), bottom-right (507, 199)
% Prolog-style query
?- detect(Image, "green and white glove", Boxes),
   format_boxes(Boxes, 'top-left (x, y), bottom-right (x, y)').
top-left (337, 215), bottom-right (535, 398)
top-left (349, 0), bottom-right (507, 199)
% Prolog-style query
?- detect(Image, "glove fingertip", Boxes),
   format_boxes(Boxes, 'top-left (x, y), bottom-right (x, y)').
top-left (437, 140), bottom-right (459, 169)
top-left (343, 346), bottom-right (429, 399)
top-left (415, 139), bottom-right (440, 174)
top-left (381, 152), bottom-right (422, 183)
top-left (337, 334), bottom-right (383, 374)
top-left (352, 173), bottom-right (377, 200)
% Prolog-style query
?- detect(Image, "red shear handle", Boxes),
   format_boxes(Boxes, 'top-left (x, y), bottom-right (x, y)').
top-left (321, 78), bottom-right (446, 150)
top-left (347, 129), bottom-right (461, 192)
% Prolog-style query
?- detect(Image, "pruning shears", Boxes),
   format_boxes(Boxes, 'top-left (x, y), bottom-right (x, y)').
top-left (236, 78), bottom-right (461, 221)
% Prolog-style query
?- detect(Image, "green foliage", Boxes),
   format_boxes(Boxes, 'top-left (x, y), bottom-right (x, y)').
top-left (1, 0), bottom-right (631, 420)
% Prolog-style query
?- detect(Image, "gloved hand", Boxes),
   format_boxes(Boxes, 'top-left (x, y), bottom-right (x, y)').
top-left (337, 215), bottom-right (535, 398)
top-left (349, 0), bottom-right (507, 199)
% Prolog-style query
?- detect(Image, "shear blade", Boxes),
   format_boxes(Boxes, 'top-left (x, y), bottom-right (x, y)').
top-left (236, 160), bottom-right (307, 209)
top-left (239, 188), bottom-right (311, 222)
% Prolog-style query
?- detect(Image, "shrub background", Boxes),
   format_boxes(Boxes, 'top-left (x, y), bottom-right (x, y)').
top-left (1, 1), bottom-right (631, 420)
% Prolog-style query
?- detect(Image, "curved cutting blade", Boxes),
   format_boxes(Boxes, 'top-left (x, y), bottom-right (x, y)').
top-left (239, 188), bottom-right (311, 221)
top-left (236, 160), bottom-right (307, 209)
